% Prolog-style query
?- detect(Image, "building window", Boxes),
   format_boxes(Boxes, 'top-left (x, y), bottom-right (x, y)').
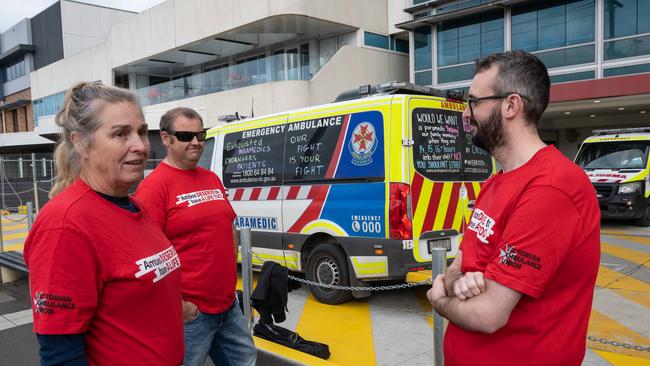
top-left (4, 59), bottom-right (26, 82)
top-left (437, 0), bottom-right (493, 15)
top-left (550, 71), bottom-right (595, 83)
top-left (512, 0), bottom-right (595, 68)
top-left (12, 110), bottom-right (18, 132)
top-left (603, 63), bottom-right (650, 77)
top-left (436, 10), bottom-right (503, 84)
top-left (414, 26), bottom-right (432, 86)
top-left (33, 91), bottom-right (65, 127)
top-left (365, 32), bottom-right (390, 49)
top-left (604, 0), bottom-right (650, 40)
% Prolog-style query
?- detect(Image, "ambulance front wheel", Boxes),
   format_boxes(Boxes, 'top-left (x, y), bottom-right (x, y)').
top-left (635, 203), bottom-right (650, 227)
top-left (306, 243), bottom-right (353, 305)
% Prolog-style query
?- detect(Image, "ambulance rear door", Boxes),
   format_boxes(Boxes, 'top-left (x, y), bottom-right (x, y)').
top-left (407, 97), bottom-right (492, 262)
top-left (218, 115), bottom-right (288, 267)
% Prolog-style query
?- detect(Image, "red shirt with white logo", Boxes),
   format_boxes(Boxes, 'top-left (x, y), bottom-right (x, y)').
top-left (24, 179), bottom-right (183, 366)
top-left (135, 163), bottom-right (237, 313)
top-left (444, 146), bottom-right (600, 366)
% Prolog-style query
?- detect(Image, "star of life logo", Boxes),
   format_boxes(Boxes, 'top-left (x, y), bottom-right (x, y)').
top-left (467, 208), bottom-right (495, 244)
top-left (176, 189), bottom-right (225, 207)
top-left (349, 122), bottom-right (377, 166)
top-left (135, 246), bottom-right (180, 283)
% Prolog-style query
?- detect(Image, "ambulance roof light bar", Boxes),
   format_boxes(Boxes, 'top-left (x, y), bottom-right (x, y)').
top-left (333, 81), bottom-right (466, 102)
top-left (592, 127), bottom-right (650, 135)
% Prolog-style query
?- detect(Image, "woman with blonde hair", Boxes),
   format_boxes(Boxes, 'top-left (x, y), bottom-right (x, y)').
top-left (24, 82), bottom-right (184, 366)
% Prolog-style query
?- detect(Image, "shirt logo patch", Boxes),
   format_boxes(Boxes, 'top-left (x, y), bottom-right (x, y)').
top-left (499, 244), bottom-right (542, 271)
top-left (33, 292), bottom-right (76, 314)
top-left (135, 246), bottom-right (181, 283)
top-left (176, 189), bottom-right (225, 207)
top-left (467, 208), bottom-right (495, 244)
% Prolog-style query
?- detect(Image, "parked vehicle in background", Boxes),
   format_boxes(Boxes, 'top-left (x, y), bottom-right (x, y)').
top-left (575, 127), bottom-right (650, 226)
top-left (201, 82), bottom-right (494, 304)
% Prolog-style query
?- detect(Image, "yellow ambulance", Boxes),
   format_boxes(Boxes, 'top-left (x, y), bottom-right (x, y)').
top-left (201, 82), bottom-right (493, 304)
top-left (575, 127), bottom-right (650, 226)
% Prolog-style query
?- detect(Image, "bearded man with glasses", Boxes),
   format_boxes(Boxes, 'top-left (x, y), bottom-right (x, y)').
top-left (135, 107), bottom-right (256, 366)
top-left (427, 51), bottom-right (600, 366)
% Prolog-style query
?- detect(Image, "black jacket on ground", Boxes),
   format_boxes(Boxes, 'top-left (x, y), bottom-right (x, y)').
top-left (251, 261), bottom-right (300, 324)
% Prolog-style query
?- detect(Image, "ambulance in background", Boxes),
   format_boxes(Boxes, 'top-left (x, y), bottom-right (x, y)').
top-left (574, 127), bottom-right (650, 226)
top-left (201, 82), bottom-right (494, 304)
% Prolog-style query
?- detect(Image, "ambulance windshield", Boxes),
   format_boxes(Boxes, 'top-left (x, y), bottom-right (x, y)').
top-left (576, 141), bottom-right (650, 170)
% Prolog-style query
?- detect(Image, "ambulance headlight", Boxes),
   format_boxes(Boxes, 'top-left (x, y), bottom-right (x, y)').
top-left (619, 181), bottom-right (642, 194)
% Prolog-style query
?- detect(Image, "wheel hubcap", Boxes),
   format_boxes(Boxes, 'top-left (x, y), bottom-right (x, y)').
top-left (315, 257), bottom-right (339, 292)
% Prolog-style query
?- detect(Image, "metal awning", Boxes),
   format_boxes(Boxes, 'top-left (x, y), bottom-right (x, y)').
top-left (0, 131), bottom-right (55, 153)
top-left (396, 0), bottom-right (529, 30)
top-left (0, 99), bottom-right (29, 111)
top-left (0, 44), bottom-right (35, 66)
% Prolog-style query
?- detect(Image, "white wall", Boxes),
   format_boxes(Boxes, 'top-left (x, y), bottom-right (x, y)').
top-left (60, 0), bottom-right (133, 57)
top-left (387, 0), bottom-right (410, 35)
top-left (30, 43), bottom-right (111, 99)
top-left (309, 45), bottom-right (409, 105)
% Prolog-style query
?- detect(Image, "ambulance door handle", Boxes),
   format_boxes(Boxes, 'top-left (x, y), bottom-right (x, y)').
top-left (467, 200), bottom-right (475, 209)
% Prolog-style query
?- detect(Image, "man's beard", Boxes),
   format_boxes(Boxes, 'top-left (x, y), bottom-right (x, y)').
top-left (470, 106), bottom-right (505, 155)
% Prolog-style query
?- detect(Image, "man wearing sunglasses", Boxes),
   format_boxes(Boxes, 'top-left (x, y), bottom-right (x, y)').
top-left (135, 107), bottom-right (256, 366)
top-left (427, 51), bottom-right (600, 366)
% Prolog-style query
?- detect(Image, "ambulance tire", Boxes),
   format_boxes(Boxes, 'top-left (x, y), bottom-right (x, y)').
top-left (306, 243), bottom-right (353, 305)
top-left (635, 203), bottom-right (650, 227)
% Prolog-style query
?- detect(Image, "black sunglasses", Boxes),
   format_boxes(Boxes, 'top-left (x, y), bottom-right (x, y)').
top-left (164, 129), bottom-right (207, 142)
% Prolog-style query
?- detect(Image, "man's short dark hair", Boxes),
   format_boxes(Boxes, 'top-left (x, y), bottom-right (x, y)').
top-left (475, 50), bottom-right (550, 126)
top-left (159, 107), bottom-right (204, 131)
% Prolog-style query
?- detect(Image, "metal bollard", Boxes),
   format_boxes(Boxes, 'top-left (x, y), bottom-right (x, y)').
top-left (240, 227), bottom-right (254, 331)
top-left (431, 247), bottom-right (447, 366)
top-left (27, 202), bottom-right (34, 230)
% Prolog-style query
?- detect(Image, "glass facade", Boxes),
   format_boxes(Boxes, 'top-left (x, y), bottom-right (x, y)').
top-left (363, 32), bottom-right (408, 53)
top-left (33, 91), bottom-right (65, 127)
top-left (437, 10), bottom-right (503, 67)
top-left (412, 0), bottom-right (650, 86)
top-left (4, 59), bottom-right (26, 82)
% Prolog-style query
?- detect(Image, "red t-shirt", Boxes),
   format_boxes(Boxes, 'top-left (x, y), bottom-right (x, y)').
top-left (135, 163), bottom-right (237, 313)
top-left (444, 146), bottom-right (600, 366)
top-left (24, 179), bottom-right (184, 366)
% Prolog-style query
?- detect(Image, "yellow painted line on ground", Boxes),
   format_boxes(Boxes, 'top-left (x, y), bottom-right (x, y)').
top-left (254, 337), bottom-right (337, 365)
top-left (594, 350), bottom-right (650, 365)
top-left (296, 295), bottom-right (375, 366)
top-left (601, 229), bottom-right (629, 236)
top-left (2, 243), bottom-right (24, 251)
top-left (608, 234), bottom-right (650, 247)
top-left (1, 223), bottom-right (27, 231)
top-left (2, 232), bottom-right (28, 240)
top-left (415, 288), bottom-right (433, 328)
top-left (587, 309), bottom-right (650, 359)
top-left (597, 266), bottom-right (650, 308)
top-left (601, 242), bottom-right (650, 267)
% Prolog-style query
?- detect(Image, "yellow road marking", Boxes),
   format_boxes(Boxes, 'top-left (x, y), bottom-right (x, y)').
top-left (594, 350), bottom-right (650, 365)
top-left (1, 224), bottom-right (27, 231)
top-left (601, 242), bottom-right (650, 267)
top-left (607, 234), bottom-right (650, 247)
top-left (601, 229), bottom-right (629, 236)
top-left (587, 309), bottom-right (650, 359)
top-left (254, 337), bottom-right (337, 365)
top-left (597, 266), bottom-right (650, 308)
top-left (296, 294), bottom-right (375, 366)
top-left (2, 243), bottom-right (24, 251)
top-left (2, 232), bottom-right (27, 240)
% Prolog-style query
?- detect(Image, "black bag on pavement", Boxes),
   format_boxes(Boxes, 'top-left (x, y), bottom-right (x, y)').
top-left (253, 322), bottom-right (330, 360)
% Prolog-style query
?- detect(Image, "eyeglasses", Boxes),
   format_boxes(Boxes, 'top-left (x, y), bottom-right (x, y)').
top-left (164, 129), bottom-right (207, 142)
top-left (466, 93), bottom-right (530, 120)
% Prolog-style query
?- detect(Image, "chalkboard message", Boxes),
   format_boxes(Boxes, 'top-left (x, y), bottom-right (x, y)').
top-left (412, 108), bottom-right (491, 181)
top-left (222, 125), bottom-right (285, 188)
top-left (412, 108), bottom-right (462, 181)
top-left (283, 115), bottom-right (345, 181)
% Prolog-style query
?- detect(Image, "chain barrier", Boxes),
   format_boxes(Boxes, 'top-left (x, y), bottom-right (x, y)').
top-left (0, 188), bottom-right (34, 196)
top-left (2, 214), bottom-right (27, 223)
top-left (287, 274), bottom-right (431, 291)
top-left (587, 336), bottom-right (650, 352)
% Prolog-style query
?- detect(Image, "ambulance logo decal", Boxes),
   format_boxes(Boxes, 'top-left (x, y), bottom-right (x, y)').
top-left (349, 122), bottom-right (377, 166)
